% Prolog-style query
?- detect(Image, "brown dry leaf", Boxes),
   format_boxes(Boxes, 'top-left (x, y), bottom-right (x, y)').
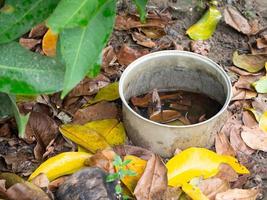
top-left (73, 101), bottom-right (118, 124)
top-left (220, 113), bottom-right (243, 137)
top-left (131, 32), bottom-right (156, 48)
top-left (232, 87), bottom-right (257, 101)
top-left (215, 132), bottom-right (236, 156)
top-left (48, 176), bottom-right (69, 191)
top-left (215, 188), bottom-right (259, 200)
top-left (241, 126), bottom-right (267, 152)
top-left (19, 38), bottom-right (41, 50)
top-left (199, 178), bottom-right (230, 200)
top-left (115, 15), bottom-right (169, 31)
top-left (84, 149), bottom-right (116, 173)
top-left (25, 111), bottom-right (58, 160)
top-left (252, 94), bottom-right (267, 113)
top-left (117, 44), bottom-right (149, 66)
top-left (134, 154), bottom-right (167, 200)
top-left (190, 40), bottom-right (210, 56)
top-left (234, 74), bottom-right (263, 90)
top-left (141, 27), bottom-right (166, 39)
top-left (228, 66), bottom-right (254, 76)
top-left (229, 124), bottom-right (255, 155)
top-left (242, 111), bottom-right (258, 128)
top-left (113, 145), bottom-right (152, 161)
top-left (215, 163), bottom-right (238, 182)
top-left (31, 173), bottom-right (49, 188)
top-left (162, 186), bottom-right (182, 200)
top-left (224, 6), bottom-right (258, 35)
top-left (42, 29), bottom-right (58, 57)
top-left (28, 23), bottom-right (47, 38)
top-left (102, 46), bottom-right (117, 68)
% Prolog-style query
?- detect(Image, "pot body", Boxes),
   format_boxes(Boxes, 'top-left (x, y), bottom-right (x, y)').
top-left (119, 51), bottom-right (232, 157)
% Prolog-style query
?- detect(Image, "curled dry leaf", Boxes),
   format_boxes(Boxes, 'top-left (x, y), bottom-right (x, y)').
top-left (167, 148), bottom-right (249, 187)
top-left (232, 51), bottom-right (267, 73)
top-left (215, 188), bottom-right (259, 200)
top-left (215, 132), bottom-right (236, 156)
top-left (231, 87), bottom-right (257, 101)
top-left (73, 101), bottom-right (119, 124)
top-left (113, 145), bottom-right (152, 161)
top-left (30, 173), bottom-right (49, 188)
top-left (84, 149), bottom-right (116, 173)
top-left (163, 186), bottom-right (182, 200)
top-left (224, 6), bottom-right (253, 35)
top-left (252, 94), bottom-right (267, 114)
top-left (199, 178), bottom-right (230, 200)
top-left (42, 29), bottom-right (58, 57)
top-left (215, 163), bottom-right (238, 182)
top-left (228, 66), bottom-right (254, 76)
top-left (234, 74), bottom-right (263, 90)
top-left (242, 111), bottom-right (258, 128)
top-left (29, 23), bottom-right (47, 38)
top-left (19, 38), bottom-right (41, 50)
top-left (48, 176), bottom-right (69, 191)
top-left (131, 32), bottom-right (156, 48)
top-left (134, 154), bottom-right (167, 200)
top-left (241, 126), bottom-right (267, 152)
top-left (102, 46), bottom-right (117, 68)
top-left (117, 44), bottom-right (149, 66)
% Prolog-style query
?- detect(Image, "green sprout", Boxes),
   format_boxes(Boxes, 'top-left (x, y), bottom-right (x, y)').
top-left (106, 155), bottom-right (137, 200)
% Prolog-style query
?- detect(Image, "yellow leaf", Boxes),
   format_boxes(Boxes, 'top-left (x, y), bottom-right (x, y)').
top-left (259, 111), bottom-right (267, 133)
top-left (166, 148), bottom-right (249, 187)
top-left (77, 145), bottom-right (91, 153)
top-left (28, 152), bottom-right (91, 181)
top-left (120, 155), bottom-right (147, 193)
top-left (42, 29), bottom-right (58, 57)
top-left (182, 182), bottom-right (209, 200)
top-left (60, 119), bottom-right (126, 153)
top-left (88, 82), bottom-right (119, 104)
top-left (186, 6), bottom-right (222, 40)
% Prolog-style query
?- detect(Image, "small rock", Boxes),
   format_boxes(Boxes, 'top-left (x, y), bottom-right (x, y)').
top-left (56, 168), bottom-right (117, 200)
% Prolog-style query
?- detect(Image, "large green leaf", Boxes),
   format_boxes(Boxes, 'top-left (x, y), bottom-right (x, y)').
top-left (60, 0), bottom-right (116, 98)
top-left (8, 94), bottom-right (29, 138)
top-left (0, 92), bottom-right (12, 119)
top-left (47, 0), bottom-right (100, 33)
top-left (0, 0), bottom-right (59, 44)
top-left (132, 0), bottom-right (148, 23)
top-left (0, 42), bottom-right (65, 95)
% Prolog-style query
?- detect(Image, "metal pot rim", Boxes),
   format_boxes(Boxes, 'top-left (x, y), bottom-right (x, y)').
top-left (119, 50), bottom-right (232, 128)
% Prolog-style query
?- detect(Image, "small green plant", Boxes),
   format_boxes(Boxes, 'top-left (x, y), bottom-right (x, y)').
top-left (106, 155), bottom-right (137, 200)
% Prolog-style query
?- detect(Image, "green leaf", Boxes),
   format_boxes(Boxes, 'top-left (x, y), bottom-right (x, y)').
top-left (186, 6), bottom-right (222, 40)
top-left (0, 92), bottom-right (12, 119)
top-left (60, 0), bottom-right (116, 98)
top-left (106, 173), bottom-right (119, 182)
top-left (0, 42), bottom-right (65, 95)
top-left (47, 0), bottom-right (100, 33)
top-left (115, 184), bottom-right (122, 194)
top-left (0, 0), bottom-right (59, 44)
top-left (123, 169), bottom-right (137, 177)
top-left (113, 155), bottom-right (123, 167)
top-left (122, 159), bottom-right (132, 166)
top-left (87, 53), bottom-right (102, 78)
top-left (253, 77), bottom-right (267, 93)
top-left (132, 0), bottom-right (148, 23)
top-left (233, 51), bottom-right (267, 73)
top-left (8, 94), bottom-right (29, 138)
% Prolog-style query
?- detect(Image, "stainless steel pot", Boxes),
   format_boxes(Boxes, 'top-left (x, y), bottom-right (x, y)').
top-left (119, 50), bottom-right (232, 157)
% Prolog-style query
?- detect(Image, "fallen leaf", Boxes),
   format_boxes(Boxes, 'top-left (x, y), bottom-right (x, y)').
top-left (242, 111), bottom-right (258, 128)
top-left (241, 126), bottom-right (267, 151)
top-left (215, 188), bottom-right (259, 200)
top-left (215, 132), bottom-right (236, 156)
top-left (87, 82), bottom-right (119, 104)
top-left (232, 87), bottom-right (257, 101)
top-left (131, 32), bottom-right (156, 48)
top-left (182, 182), bottom-right (208, 200)
top-left (60, 119), bottom-right (126, 152)
top-left (84, 149), bottom-right (116, 173)
top-left (141, 27), bottom-right (166, 39)
top-left (229, 125), bottom-right (255, 155)
top-left (215, 163), bottom-right (238, 182)
top-left (252, 94), bottom-right (267, 114)
top-left (199, 178), bottom-right (230, 200)
top-left (163, 186), bottom-right (182, 200)
top-left (259, 111), bottom-right (267, 132)
top-left (253, 76), bottom-right (267, 93)
top-left (102, 46), bottom-right (117, 68)
top-left (245, 107), bottom-right (261, 122)
top-left (29, 152), bottom-right (91, 181)
top-left (232, 51), bottom-right (267, 73)
top-left (131, 93), bottom-right (152, 108)
top-left (30, 173), bottom-right (49, 188)
top-left (224, 6), bottom-right (252, 35)
top-left (186, 6), bottom-right (222, 40)
top-left (113, 145), bottom-right (153, 161)
top-left (166, 147), bottom-right (249, 187)
top-left (234, 75), bottom-right (262, 90)
top-left (134, 154), bottom-right (167, 200)
top-left (115, 14), bottom-right (169, 31)
top-left (42, 29), bottom-right (58, 57)
top-left (121, 155), bottom-right (147, 193)
top-left (19, 38), bottom-right (41, 50)
top-left (48, 176), bottom-right (69, 191)
top-left (228, 66), bottom-right (254, 76)
top-left (190, 40), bottom-right (210, 56)
top-left (117, 44), bottom-right (149, 66)
top-left (73, 101), bottom-right (119, 124)
top-left (29, 23), bottom-right (47, 38)
top-left (149, 110), bottom-right (182, 123)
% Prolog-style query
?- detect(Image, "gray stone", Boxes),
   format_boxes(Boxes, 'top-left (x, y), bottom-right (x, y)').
top-left (56, 168), bottom-right (117, 200)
